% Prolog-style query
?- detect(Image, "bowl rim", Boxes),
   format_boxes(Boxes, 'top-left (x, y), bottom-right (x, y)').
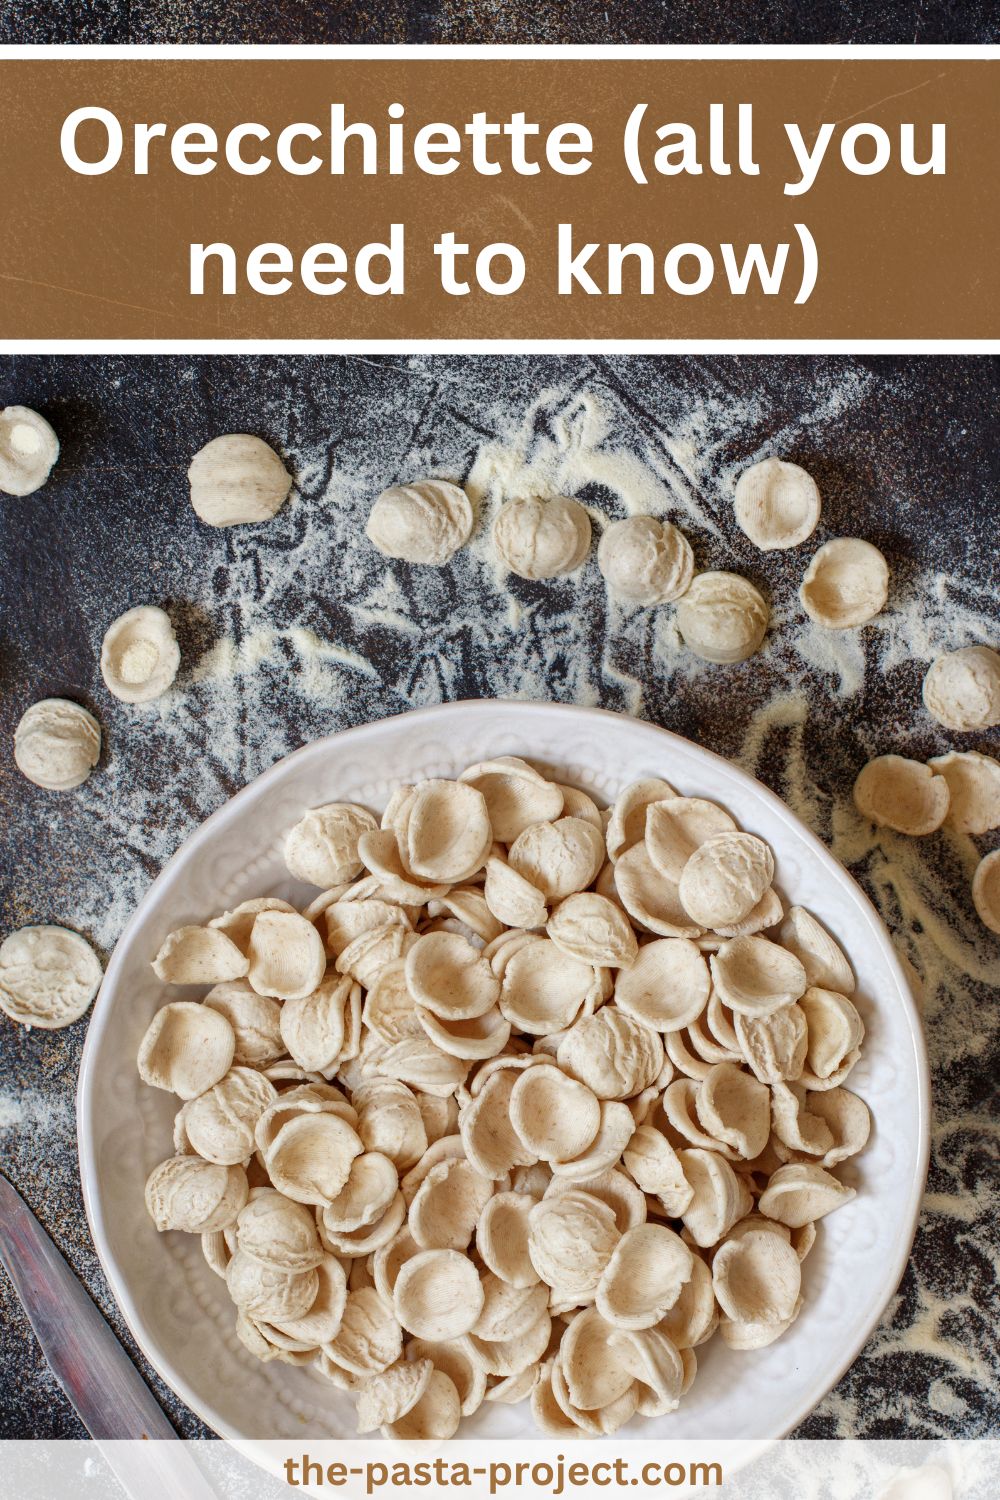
top-left (77, 699), bottom-right (931, 1441)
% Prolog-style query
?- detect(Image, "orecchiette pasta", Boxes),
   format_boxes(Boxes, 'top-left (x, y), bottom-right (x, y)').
top-left (733, 457), bottom-right (821, 553)
top-left (597, 515), bottom-right (694, 607)
top-left (138, 759), bottom-right (869, 1437)
top-left (493, 494), bottom-right (592, 580)
top-left (799, 537), bottom-right (889, 628)
top-left (0, 405), bottom-right (59, 495)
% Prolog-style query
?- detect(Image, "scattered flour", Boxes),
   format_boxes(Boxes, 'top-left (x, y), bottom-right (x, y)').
top-left (0, 1087), bottom-right (72, 1135)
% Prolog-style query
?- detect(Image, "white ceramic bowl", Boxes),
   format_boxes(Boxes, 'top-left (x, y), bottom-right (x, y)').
top-left (78, 701), bottom-right (929, 1442)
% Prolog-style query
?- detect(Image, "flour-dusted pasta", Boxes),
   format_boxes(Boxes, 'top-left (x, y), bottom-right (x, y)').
top-left (210, 899), bottom-right (297, 955)
top-left (712, 1225), bottom-right (801, 1324)
top-left (615, 938), bottom-right (710, 1032)
top-left (247, 910), bottom-right (327, 1000)
top-left (547, 892), bottom-right (638, 967)
top-left (645, 797), bottom-right (737, 883)
top-left (507, 816), bottom-right (604, 902)
top-left (528, 1190), bottom-right (619, 1300)
top-left (176, 1066), bottom-right (277, 1164)
top-left (0, 925), bottom-right (102, 1030)
top-left (597, 515), bottom-right (694, 606)
top-left (366, 480), bottom-right (473, 565)
top-left (606, 777), bottom-right (677, 862)
top-left (138, 1001), bottom-right (236, 1097)
top-left (100, 606), bottom-right (180, 704)
top-left (596, 1223), bottom-right (694, 1330)
top-left (972, 849), bottom-right (1000, 936)
top-left (679, 832), bottom-right (775, 929)
top-left (929, 751), bottom-right (1000, 835)
top-left (14, 698), bottom-right (101, 791)
top-left (675, 572), bottom-right (770, 663)
top-left (800, 538), bottom-right (889, 629)
top-left (779, 906), bottom-right (855, 995)
top-left (394, 1249), bottom-right (485, 1340)
top-left (145, 1156), bottom-right (248, 1234)
top-left (188, 434), bottom-right (292, 527)
top-left (498, 937), bottom-right (598, 1035)
top-left (493, 494), bottom-right (591, 580)
top-left (152, 925), bottom-right (249, 985)
top-left (799, 987), bottom-right (865, 1088)
top-left (615, 842), bottom-right (704, 939)
top-left (733, 457), bottom-right (821, 552)
top-left (0, 405), bottom-right (59, 496)
top-left (285, 803), bottom-right (379, 887)
top-left (355, 1359), bottom-right (433, 1435)
top-left (757, 1163), bottom-right (856, 1226)
top-left (853, 754), bottom-right (951, 836)
top-left (509, 1066), bottom-right (601, 1164)
top-left (710, 936), bottom-right (808, 1017)
top-left (136, 753), bottom-right (871, 1436)
top-left (923, 646), bottom-right (1000, 732)
top-left (397, 779), bottom-right (493, 884)
top-left (459, 756), bottom-right (564, 840)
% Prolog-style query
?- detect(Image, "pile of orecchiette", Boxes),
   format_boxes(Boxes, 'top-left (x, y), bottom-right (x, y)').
top-left (138, 757), bottom-right (870, 1439)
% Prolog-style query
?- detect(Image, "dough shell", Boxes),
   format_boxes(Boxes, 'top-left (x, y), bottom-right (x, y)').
top-left (366, 480), bottom-right (472, 565)
top-left (972, 849), bottom-right (1000, 935)
top-left (100, 606), bottom-right (180, 704)
top-left (493, 494), bottom-right (591, 580)
top-left (852, 754), bottom-right (950, 836)
top-left (188, 434), bottom-right (291, 527)
top-left (0, 405), bottom-right (59, 496)
top-left (922, 645), bottom-right (1000, 732)
top-left (14, 698), bottom-right (101, 791)
top-left (733, 457), bottom-right (820, 551)
top-left (675, 571), bottom-right (769, 663)
top-left (0, 925), bottom-right (102, 1029)
top-left (597, 516), bottom-right (694, 606)
top-left (800, 537), bottom-right (889, 629)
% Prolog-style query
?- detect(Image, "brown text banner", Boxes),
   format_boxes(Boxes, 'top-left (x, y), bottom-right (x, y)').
top-left (0, 58), bottom-right (996, 339)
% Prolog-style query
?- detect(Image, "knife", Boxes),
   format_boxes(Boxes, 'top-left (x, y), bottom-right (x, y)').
top-left (0, 1170), bottom-right (218, 1500)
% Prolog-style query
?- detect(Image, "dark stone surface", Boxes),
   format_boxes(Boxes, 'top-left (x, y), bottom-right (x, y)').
top-left (0, 0), bottom-right (997, 43)
top-left (0, 354), bottom-right (997, 1441)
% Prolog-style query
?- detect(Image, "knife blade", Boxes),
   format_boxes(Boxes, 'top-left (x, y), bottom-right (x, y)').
top-left (0, 1170), bottom-right (177, 1440)
top-left (0, 1171), bottom-right (219, 1500)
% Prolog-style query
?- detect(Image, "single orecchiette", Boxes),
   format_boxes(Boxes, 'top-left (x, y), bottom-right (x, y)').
top-left (145, 1155), bottom-right (248, 1233)
top-left (0, 405), bottom-right (59, 495)
top-left (854, 753), bottom-right (952, 837)
top-left (733, 457), bottom-right (820, 552)
top-left (137, 1001), bottom-right (236, 1099)
top-left (922, 645), bottom-right (1000, 732)
top-left (14, 698), bottom-right (101, 791)
top-left (366, 480), bottom-right (473, 566)
top-left (188, 434), bottom-right (292, 528)
top-left (799, 537), bottom-right (889, 629)
top-left (100, 606), bottom-right (180, 704)
top-left (0, 925), bottom-right (102, 1030)
top-left (493, 494), bottom-right (592, 580)
top-left (597, 515), bottom-right (694, 607)
top-left (973, 849), bottom-right (1000, 935)
top-left (285, 802), bottom-right (379, 887)
top-left (675, 571), bottom-right (770, 664)
top-left (929, 751), bottom-right (1000, 836)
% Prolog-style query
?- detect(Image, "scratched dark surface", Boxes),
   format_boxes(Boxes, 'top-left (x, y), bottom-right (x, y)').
top-left (0, 354), bottom-right (997, 1441)
top-left (0, 0), bottom-right (998, 42)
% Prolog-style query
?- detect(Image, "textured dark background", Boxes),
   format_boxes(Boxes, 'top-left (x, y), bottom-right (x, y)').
top-left (0, 354), bottom-right (997, 1441)
top-left (1, 0), bottom-right (998, 43)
